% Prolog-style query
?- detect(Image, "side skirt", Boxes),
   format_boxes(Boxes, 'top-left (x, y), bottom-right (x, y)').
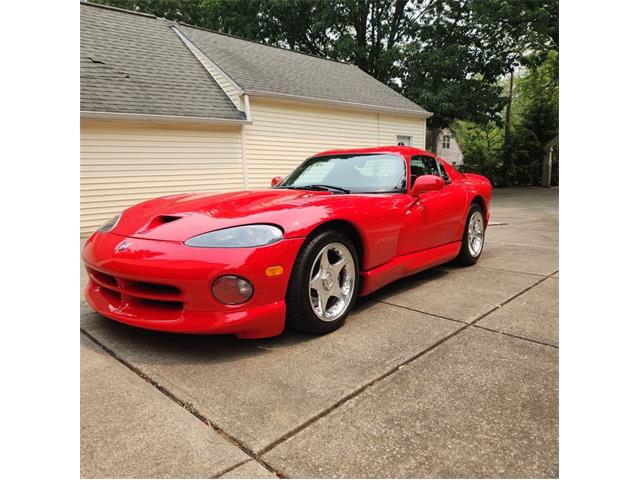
top-left (359, 241), bottom-right (461, 296)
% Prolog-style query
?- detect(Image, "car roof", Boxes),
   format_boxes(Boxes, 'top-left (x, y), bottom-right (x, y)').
top-left (311, 145), bottom-right (437, 160)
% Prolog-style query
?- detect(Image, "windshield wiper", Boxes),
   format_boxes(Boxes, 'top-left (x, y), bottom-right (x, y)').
top-left (281, 184), bottom-right (350, 194)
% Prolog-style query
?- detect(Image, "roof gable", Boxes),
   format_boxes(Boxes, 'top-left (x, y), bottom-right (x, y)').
top-left (80, 3), bottom-right (245, 121)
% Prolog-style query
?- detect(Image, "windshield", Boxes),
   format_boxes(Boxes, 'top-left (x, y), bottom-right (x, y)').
top-left (277, 153), bottom-right (406, 193)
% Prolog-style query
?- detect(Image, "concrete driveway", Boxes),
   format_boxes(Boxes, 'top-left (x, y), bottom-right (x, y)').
top-left (80, 187), bottom-right (558, 478)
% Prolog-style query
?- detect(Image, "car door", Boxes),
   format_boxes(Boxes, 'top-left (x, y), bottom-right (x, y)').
top-left (397, 155), bottom-right (467, 255)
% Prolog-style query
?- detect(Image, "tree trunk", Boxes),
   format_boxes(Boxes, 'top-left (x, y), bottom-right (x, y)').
top-left (504, 68), bottom-right (514, 144)
top-left (426, 128), bottom-right (441, 154)
top-left (353, 0), bottom-right (370, 72)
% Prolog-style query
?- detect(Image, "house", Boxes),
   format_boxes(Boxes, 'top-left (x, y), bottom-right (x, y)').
top-left (80, 2), bottom-right (431, 235)
top-left (435, 128), bottom-right (464, 167)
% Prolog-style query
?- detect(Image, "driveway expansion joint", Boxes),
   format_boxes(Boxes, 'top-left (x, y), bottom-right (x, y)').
top-left (474, 264), bottom-right (548, 277)
top-left (471, 324), bottom-right (559, 349)
top-left (211, 459), bottom-right (251, 479)
top-left (485, 240), bottom-right (559, 250)
top-left (377, 300), bottom-right (467, 325)
top-left (256, 321), bottom-right (470, 456)
top-left (80, 329), bottom-right (285, 479)
top-left (466, 269), bottom-right (558, 326)
top-left (259, 268), bottom-right (560, 458)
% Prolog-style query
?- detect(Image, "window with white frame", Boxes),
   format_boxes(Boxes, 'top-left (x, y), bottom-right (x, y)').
top-left (397, 135), bottom-right (413, 146)
top-left (442, 135), bottom-right (451, 149)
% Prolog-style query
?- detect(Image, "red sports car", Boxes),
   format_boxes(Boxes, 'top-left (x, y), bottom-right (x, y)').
top-left (83, 146), bottom-right (491, 338)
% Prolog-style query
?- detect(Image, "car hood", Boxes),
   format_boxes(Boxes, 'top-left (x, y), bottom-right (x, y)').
top-left (111, 189), bottom-right (335, 242)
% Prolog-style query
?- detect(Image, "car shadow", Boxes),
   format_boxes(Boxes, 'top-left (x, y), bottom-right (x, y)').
top-left (81, 308), bottom-right (318, 366)
top-left (80, 267), bottom-right (451, 366)
top-left (367, 267), bottom-right (450, 301)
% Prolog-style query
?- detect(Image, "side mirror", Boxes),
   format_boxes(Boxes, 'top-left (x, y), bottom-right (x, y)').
top-left (411, 174), bottom-right (444, 196)
top-left (271, 176), bottom-right (283, 187)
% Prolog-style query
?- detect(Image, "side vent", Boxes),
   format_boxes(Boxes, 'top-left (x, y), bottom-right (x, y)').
top-left (138, 215), bottom-right (182, 234)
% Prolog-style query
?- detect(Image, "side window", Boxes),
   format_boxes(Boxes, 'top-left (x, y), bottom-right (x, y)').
top-left (410, 155), bottom-right (440, 187)
top-left (410, 156), bottom-right (451, 187)
top-left (410, 157), bottom-right (426, 175)
top-left (422, 156), bottom-right (440, 176)
top-left (409, 157), bottom-right (424, 188)
top-left (437, 160), bottom-right (450, 183)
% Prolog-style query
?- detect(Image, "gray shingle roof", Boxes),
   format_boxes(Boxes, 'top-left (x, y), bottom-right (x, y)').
top-left (80, 2), bottom-right (428, 119)
top-left (80, 3), bottom-right (245, 120)
top-left (177, 24), bottom-right (428, 116)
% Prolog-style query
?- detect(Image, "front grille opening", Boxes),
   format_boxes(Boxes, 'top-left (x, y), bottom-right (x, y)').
top-left (88, 269), bottom-right (185, 321)
top-left (125, 281), bottom-right (181, 298)
top-left (99, 285), bottom-right (121, 305)
top-left (133, 297), bottom-right (183, 310)
top-left (89, 268), bottom-right (117, 287)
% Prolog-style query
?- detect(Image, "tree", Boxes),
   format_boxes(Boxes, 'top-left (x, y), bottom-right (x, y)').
top-left (451, 120), bottom-right (505, 183)
top-left (469, 0), bottom-right (558, 174)
top-left (503, 51), bottom-right (559, 185)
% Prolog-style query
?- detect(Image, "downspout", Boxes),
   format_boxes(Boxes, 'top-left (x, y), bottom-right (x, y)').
top-left (243, 94), bottom-right (252, 122)
top-left (240, 95), bottom-right (252, 189)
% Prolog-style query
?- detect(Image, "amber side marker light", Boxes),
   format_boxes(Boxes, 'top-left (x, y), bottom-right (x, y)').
top-left (266, 266), bottom-right (284, 276)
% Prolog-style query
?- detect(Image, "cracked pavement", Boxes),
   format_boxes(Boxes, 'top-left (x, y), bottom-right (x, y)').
top-left (80, 187), bottom-right (559, 478)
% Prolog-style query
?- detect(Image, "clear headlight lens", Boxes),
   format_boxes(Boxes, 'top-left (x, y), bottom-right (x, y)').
top-left (185, 224), bottom-right (284, 248)
top-left (97, 213), bottom-right (121, 233)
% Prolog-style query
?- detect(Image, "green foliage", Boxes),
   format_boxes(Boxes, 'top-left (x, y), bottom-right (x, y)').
top-left (456, 51), bottom-right (559, 186)
top-left (89, 0), bottom-right (559, 186)
top-left (452, 120), bottom-right (506, 183)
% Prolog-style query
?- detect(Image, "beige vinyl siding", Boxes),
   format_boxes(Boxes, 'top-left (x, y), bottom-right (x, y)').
top-left (378, 113), bottom-right (426, 149)
top-left (81, 119), bottom-right (243, 235)
top-left (244, 98), bottom-right (426, 188)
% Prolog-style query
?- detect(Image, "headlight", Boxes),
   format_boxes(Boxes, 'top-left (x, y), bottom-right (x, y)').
top-left (97, 213), bottom-right (121, 233)
top-left (185, 224), bottom-right (284, 248)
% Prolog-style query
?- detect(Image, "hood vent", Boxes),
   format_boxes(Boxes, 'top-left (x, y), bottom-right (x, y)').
top-left (137, 215), bottom-right (183, 234)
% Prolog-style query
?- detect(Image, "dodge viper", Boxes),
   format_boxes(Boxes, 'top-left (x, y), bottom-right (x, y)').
top-left (83, 146), bottom-right (491, 338)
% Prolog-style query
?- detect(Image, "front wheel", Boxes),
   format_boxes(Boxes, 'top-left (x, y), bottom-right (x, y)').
top-left (285, 230), bottom-right (359, 334)
top-left (455, 204), bottom-right (485, 265)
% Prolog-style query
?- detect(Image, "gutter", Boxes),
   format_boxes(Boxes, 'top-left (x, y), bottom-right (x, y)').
top-left (80, 111), bottom-right (252, 125)
top-left (244, 89), bottom-right (433, 118)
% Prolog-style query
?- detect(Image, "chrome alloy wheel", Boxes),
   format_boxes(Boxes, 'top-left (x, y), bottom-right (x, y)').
top-left (468, 210), bottom-right (485, 257)
top-left (308, 242), bottom-right (356, 322)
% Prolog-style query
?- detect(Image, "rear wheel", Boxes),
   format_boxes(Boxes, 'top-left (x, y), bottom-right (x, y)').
top-left (455, 204), bottom-right (485, 265)
top-left (285, 230), bottom-right (359, 334)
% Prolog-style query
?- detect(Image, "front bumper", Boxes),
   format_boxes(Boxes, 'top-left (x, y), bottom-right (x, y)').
top-left (83, 232), bottom-right (304, 338)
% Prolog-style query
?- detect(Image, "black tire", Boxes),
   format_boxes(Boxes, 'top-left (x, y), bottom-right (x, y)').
top-left (455, 203), bottom-right (485, 266)
top-left (285, 230), bottom-right (360, 334)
